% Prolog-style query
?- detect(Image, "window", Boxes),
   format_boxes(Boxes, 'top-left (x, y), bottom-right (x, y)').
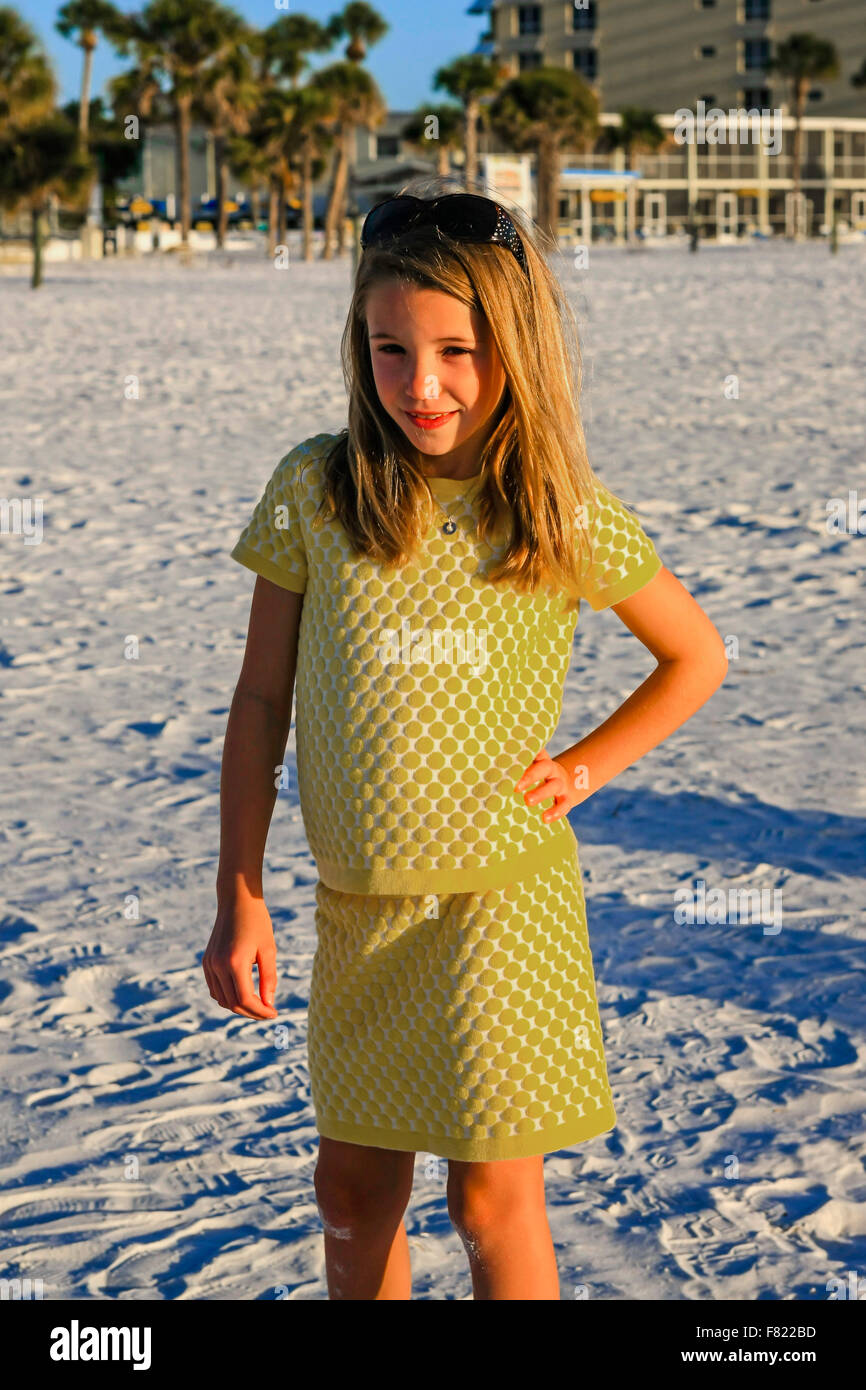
top-left (573, 48), bottom-right (598, 79)
top-left (808, 88), bottom-right (824, 102)
top-left (701, 46), bottom-right (716, 58)
top-left (743, 86), bottom-right (771, 107)
top-left (518, 5), bottom-right (542, 35)
top-left (518, 51), bottom-right (542, 71)
top-left (375, 135), bottom-right (400, 159)
top-left (744, 0), bottom-right (770, 18)
top-left (572, 0), bottom-right (596, 31)
top-left (700, 94), bottom-right (717, 105)
top-left (701, 0), bottom-right (716, 7)
top-left (744, 38), bottom-right (770, 69)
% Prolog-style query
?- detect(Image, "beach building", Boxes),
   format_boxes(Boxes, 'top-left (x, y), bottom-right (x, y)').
top-left (465, 0), bottom-right (866, 239)
top-left (469, 0), bottom-right (865, 118)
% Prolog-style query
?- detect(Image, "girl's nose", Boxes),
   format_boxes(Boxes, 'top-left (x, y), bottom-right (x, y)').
top-left (405, 358), bottom-right (442, 404)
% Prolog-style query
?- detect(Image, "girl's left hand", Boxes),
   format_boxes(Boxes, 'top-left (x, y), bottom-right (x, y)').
top-left (515, 747), bottom-right (580, 823)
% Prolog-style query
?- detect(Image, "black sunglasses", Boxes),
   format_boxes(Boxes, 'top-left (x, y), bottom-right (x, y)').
top-left (360, 193), bottom-right (530, 277)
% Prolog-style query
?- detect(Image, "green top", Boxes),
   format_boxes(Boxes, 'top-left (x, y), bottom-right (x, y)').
top-left (230, 433), bottom-right (662, 895)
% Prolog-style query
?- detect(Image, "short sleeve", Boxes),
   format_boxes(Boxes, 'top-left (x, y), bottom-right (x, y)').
top-left (230, 444), bottom-right (309, 594)
top-left (577, 480), bottom-right (662, 611)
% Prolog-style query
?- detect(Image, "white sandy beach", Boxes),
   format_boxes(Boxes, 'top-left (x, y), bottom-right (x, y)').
top-left (1, 236), bottom-right (864, 1300)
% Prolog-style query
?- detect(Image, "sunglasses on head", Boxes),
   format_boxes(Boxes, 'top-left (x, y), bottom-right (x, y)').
top-left (360, 193), bottom-right (530, 277)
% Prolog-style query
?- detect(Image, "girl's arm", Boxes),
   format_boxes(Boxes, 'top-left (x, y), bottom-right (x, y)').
top-left (516, 566), bottom-right (728, 821)
top-left (203, 575), bottom-right (303, 1019)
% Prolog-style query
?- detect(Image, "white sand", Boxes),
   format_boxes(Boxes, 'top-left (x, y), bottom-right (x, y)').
top-left (1, 236), bottom-right (864, 1300)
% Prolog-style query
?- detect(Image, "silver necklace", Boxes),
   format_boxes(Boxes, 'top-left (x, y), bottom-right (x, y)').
top-left (429, 492), bottom-right (458, 534)
top-left (432, 475), bottom-right (481, 534)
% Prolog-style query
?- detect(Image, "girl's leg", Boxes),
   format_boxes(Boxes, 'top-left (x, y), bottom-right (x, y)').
top-left (314, 1136), bottom-right (416, 1300)
top-left (447, 1154), bottom-right (560, 1300)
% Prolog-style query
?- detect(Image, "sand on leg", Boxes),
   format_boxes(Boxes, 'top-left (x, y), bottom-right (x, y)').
top-left (447, 1153), bottom-right (559, 1300)
top-left (314, 1136), bottom-right (416, 1299)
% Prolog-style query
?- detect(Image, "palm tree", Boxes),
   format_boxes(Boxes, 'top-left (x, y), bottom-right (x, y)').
top-left (63, 92), bottom-right (140, 232)
top-left (433, 55), bottom-right (502, 191)
top-left (109, 0), bottom-right (248, 246)
top-left (261, 11), bottom-right (335, 89)
top-left (238, 85), bottom-right (298, 258)
top-left (255, 13), bottom-right (335, 247)
top-left (766, 33), bottom-right (840, 240)
top-left (0, 5), bottom-right (55, 134)
top-left (227, 15), bottom-right (333, 246)
top-left (0, 115), bottom-right (92, 287)
top-left (606, 106), bottom-right (666, 170)
top-left (317, 4), bottom-right (388, 254)
top-left (0, 8), bottom-right (91, 287)
top-left (604, 106), bottom-right (667, 245)
top-left (401, 104), bottom-right (464, 177)
top-left (488, 67), bottom-right (599, 246)
top-left (326, 2), bottom-right (388, 66)
top-left (283, 85), bottom-right (334, 261)
top-left (193, 26), bottom-right (259, 246)
top-left (310, 60), bottom-right (386, 259)
top-left (55, 0), bottom-right (127, 145)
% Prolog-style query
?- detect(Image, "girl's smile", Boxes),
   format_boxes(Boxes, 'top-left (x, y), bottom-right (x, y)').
top-left (404, 408), bottom-right (460, 430)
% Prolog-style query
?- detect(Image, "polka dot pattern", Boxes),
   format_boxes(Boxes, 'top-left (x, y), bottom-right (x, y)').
top-left (307, 840), bottom-right (617, 1161)
top-left (230, 433), bottom-right (661, 896)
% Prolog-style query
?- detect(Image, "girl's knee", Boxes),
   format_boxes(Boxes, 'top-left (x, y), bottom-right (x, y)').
top-left (446, 1159), bottom-right (545, 1240)
top-left (314, 1143), bottom-right (413, 1231)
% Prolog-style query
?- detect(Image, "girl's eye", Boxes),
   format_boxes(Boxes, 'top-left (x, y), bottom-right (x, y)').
top-left (376, 345), bottom-right (470, 356)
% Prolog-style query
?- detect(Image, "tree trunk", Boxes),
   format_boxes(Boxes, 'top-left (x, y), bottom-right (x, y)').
top-left (79, 36), bottom-right (95, 143)
top-left (277, 175), bottom-right (287, 247)
top-left (792, 78), bottom-right (806, 240)
top-left (31, 204), bottom-right (43, 289)
top-left (536, 135), bottom-right (560, 247)
top-left (268, 178), bottom-right (280, 258)
top-left (437, 143), bottom-right (450, 176)
top-left (322, 126), bottom-right (348, 260)
top-left (336, 125), bottom-right (353, 253)
top-left (216, 137), bottom-right (228, 249)
top-left (176, 94), bottom-right (192, 245)
top-left (465, 97), bottom-right (479, 189)
top-left (302, 145), bottom-right (314, 262)
top-left (624, 139), bottom-right (634, 246)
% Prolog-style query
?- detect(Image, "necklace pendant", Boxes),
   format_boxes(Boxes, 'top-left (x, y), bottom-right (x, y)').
top-left (442, 518), bottom-right (457, 534)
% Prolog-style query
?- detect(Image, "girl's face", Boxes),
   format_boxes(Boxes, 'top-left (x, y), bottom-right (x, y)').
top-left (365, 279), bottom-right (507, 474)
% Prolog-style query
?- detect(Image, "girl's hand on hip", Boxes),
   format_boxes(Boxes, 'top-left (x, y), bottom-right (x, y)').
top-left (202, 895), bottom-right (279, 1020)
top-left (515, 747), bottom-right (581, 824)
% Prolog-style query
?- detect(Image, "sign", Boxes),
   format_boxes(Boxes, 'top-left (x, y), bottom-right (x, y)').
top-left (129, 196), bottom-right (153, 216)
top-left (481, 154), bottom-right (534, 221)
top-left (590, 189), bottom-right (627, 202)
top-left (737, 188), bottom-right (761, 197)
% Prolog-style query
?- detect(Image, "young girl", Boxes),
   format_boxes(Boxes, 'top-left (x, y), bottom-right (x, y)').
top-left (203, 175), bottom-right (727, 1301)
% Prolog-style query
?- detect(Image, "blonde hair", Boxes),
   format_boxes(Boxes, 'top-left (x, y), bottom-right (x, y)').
top-left (311, 173), bottom-right (604, 613)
